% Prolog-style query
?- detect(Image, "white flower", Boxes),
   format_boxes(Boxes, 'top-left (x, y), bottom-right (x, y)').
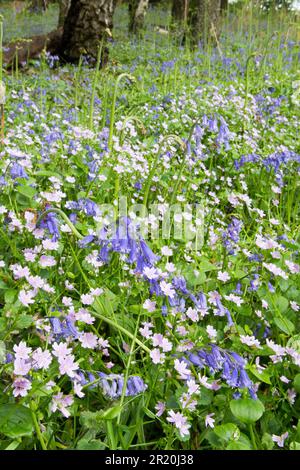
top-left (150, 348), bottom-right (165, 364)
top-left (186, 307), bottom-right (199, 322)
top-left (143, 299), bottom-right (156, 312)
top-left (290, 301), bottom-right (299, 312)
top-left (161, 246), bottom-right (173, 256)
top-left (13, 341), bottom-right (32, 360)
top-left (205, 413), bottom-right (215, 428)
top-left (32, 348), bottom-right (52, 369)
top-left (39, 255), bottom-right (56, 267)
top-left (79, 332), bottom-right (98, 349)
top-left (167, 410), bottom-right (190, 437)
top-left (224, 294), bottom-right (244, 306)
top-left (160, 281), bottom-right (176, 298)
top-left (240, 335), bottom-right (261, 348)
top-left (272, 432), bottom-right (288, 448)
top-left (80, 293), bottom-right (94, 305)
top-left (217, 271), bottom-right (230, 282)
top-left (206, 325), bottom-right (217, 339)
top-left (174, 359), bottom-right (191, 379)
top-left (19, 289), bottom-right (36, 306)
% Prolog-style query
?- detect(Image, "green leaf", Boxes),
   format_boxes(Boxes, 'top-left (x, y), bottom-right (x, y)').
top-left (0, 280), bottom-right (9, 289)
top-left (214, 423), bottom-right (239, 441)
top-left (273, 317), bottom-right (295, 335)
top-left (290, 442), bottom-right (300, 451)
top-left (230, 398), bottom-right (265, 424)
top-left (102, 405), bottom-right (122, 420)
top-left (15, 315), bottom-right (34, 330)
top-left (76, 439), bottom-right (105, 450)
top-left (226, 433), bottom-right (252, 450)
top-left (198, 258), bottom-right (218, 272)
top-left (4, 289), bottom-right (17, 304)
top-left (0, 341), bottom-right (6, 364)
top-left (142, 407), bottom-right (157, 420)
top-left (0, 404), bottom-right (34, 438)
top-left (247, 365), bottom-right (272, 384)
top-left (261, 432), bottom-right (275, 450)
top-left (293, 374), bottom-right (300, 393)
top-left (16, 185), bottom-right (36, 199)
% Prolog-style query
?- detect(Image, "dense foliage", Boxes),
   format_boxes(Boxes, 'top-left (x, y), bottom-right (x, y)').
top-left (0, 1), bottom-right (299, 450)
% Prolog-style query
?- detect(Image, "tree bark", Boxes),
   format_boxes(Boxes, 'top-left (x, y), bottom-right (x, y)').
top-left (60, 0), bottom-right (117, 63)
top-left (58, 0), bottom-right (71, 27)
top-left (171, 0), bottom-right (188, 24)
top-left (128, 0), bottom-right (149, 33)
top-left (188, 0), bottom-right (221, 46)
top-left (220, 0), bottom-right (228, 13)
top-left (29, 0), bottom-right (48, 12)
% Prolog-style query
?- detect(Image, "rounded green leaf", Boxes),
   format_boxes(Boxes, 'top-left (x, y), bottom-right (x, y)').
top-left (214, 423), bottom-right (239, 441)
top-left (293, 374), bottom-right (300, 393)
top-left (230, 398), bottom-right (265, 424)
top-left (0, 404), bottom-right (34, 438)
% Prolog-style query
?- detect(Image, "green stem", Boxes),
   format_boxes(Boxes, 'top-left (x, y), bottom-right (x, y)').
top-left (108, 73), bottom-right (136, 151)
top-left (143, 134), bottom-right (186, 207)
top-left (107, 419), bottom-right (118, 450)
top-left (249, 424), bottom-right (258, 450)
top-left (30, 404), bottom-right (47, 451)
top-left (36, 208), bottom-right (83, 240)
top-left (68, 242), bottom-right (151, 355)
top-left (89, 40), bottom-right (104, 130)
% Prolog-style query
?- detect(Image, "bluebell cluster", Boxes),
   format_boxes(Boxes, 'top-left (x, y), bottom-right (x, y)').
top-left (66, 198), bottom-right (99, 217)
top-left (39, 207), bottom-right (60, 241)
top-left (187, 344), bottom-right (257, 399)
top-left (235, 150), bottom-right (300, 171)
top-left (49, 317), bottom-right (80, 340)
top-left (77, 371), bottom-right (147, 399)
top-left (222, 217), bottom-right (242, 255)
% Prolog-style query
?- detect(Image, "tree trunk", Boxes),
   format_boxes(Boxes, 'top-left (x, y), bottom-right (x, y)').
top-left (58, 0), bottom-right (71, 27)
top-left (220, 0), bottom-right (228, 13)
top-left (60, 0), bottom-right (117, 63)
top-left (171, 0), bottom-right (188, 24)
top-left (29, 0), bottom-right (48, 12)
top-left (128, 0), bottom-right (149, 33)
top-left (188, 0), bottom-right (221, 46)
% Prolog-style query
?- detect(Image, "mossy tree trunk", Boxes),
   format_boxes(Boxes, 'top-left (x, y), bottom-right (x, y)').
top-left (128, 0), bottom-right (149, 33)
top-left (60, 0), bottom-right (117, 63)
top-left (188, 0), bottom-right (221, 46)
top-left (58, 0), bottom-right (71, 27)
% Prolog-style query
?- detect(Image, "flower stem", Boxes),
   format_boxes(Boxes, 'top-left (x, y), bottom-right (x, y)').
top-left (30, 404), bottom-right (47, 451)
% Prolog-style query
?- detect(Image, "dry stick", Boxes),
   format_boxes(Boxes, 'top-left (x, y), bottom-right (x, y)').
top-left (211, 21), bottom-right (223, 58)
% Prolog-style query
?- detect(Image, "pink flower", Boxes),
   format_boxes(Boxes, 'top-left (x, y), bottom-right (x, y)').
top-left (52, 342), bottom-right (72, 360)
top-left (160, 281), bottom-right (176, 298)
top-left (13, 341), bottom-right (32, 360)
top-left (14, 357), bottom-right (31, 376)
top-left (217, 271), bottom-right (230, 282)
top-left (167, 410), bottom-right (190, 437)
top-left (13, 377), bottom-right (31, 397)
top-left (155, 401), bottom-right (166, 417)
top-left (18, 289), bottom-right (36, 306)
top-left (174, 359), bottom-right (191, 380)
top-left (272, 432), bottom-right (288, 448)
top-left (79, 332), bottom-right (98, 349)
top-left (32, 348), bottom-right (52, 369)
top-left (58, 355), bottom-right (79, 378)
top-left (150, 348), bottom-right (165, 364)
top-left (39, 255), bottom-right (56, 267)
top-left (205, 413), bottom-right (215, 428)
top-left (51, 393), bottom-right (74, 418)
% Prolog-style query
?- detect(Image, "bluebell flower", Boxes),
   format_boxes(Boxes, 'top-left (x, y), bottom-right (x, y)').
top-left (186, 344), bottom-right (256, 398)
top-left (10, 163), bottom-right (28, 179)
top-left (78, 235), bottom-right (95, 248)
